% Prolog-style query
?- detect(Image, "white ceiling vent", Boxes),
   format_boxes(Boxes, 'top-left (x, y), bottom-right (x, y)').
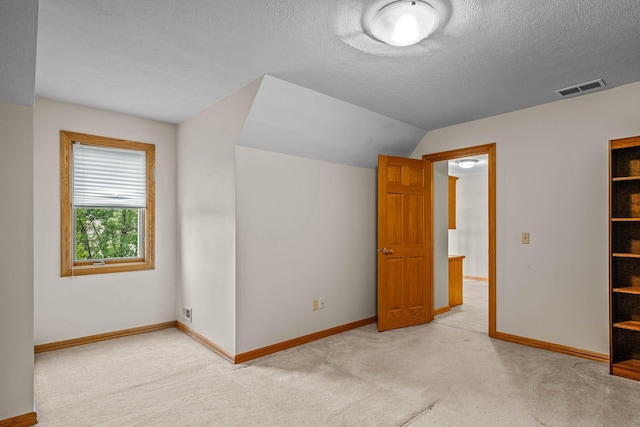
top-left (555, 79), bottom-right (606, 97)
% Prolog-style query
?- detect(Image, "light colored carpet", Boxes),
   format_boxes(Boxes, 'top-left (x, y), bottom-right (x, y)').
top-left (434, 280), bottom-right (488, 334)
top-left (35, 322), bottom-right (640, 426)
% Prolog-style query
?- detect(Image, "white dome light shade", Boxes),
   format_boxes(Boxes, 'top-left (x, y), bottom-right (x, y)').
top-left (456, 159), bottom-right (479, 169)
top-left (371, 1), bottom-right (440, 47)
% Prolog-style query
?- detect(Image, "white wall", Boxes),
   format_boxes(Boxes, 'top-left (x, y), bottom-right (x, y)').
top-left (176, 78), bottom-right (262, 354)
top-left (0, 102), bottom-right (34, 420)
top-left (33, 98), bottom-right (177, 344)
top-left (449, 173), bottom-right (489, 278)
top-left (433, 161), bottom-right (449, 310)
top-left (235, 146), bottom-right (376, 353)
top-left (412, 81), bottom-right (640, 354)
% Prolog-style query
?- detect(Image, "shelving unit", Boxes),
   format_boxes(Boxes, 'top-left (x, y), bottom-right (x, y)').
top-left (613, 287), bottom-right (640, 295)
top-left (610, 135), bottom-right (640, 382)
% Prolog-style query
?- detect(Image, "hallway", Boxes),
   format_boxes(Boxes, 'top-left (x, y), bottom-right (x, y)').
top-left (434, 279), bottom-right (488, 334)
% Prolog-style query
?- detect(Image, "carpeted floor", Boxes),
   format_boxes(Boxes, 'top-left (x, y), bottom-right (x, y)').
top-left (434, 279), bottom-right (488, 334)
top-left (35, 316), bottom-right (640, 426)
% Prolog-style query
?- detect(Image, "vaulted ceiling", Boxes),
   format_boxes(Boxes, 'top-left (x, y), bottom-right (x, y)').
top-left (34, 0), bottom-right (640, 133)
top-left (237, 75), bottom-right (426, 169)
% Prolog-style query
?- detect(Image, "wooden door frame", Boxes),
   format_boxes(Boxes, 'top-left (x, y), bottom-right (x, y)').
top-left (423, 143), bottom-right (497, 337)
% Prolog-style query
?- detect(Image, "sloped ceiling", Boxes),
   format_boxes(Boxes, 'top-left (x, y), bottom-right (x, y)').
top-left (0, 0), bottom-right (38, 106)
top-left (237, 76), bottom-right (425, 169)
top-left (35, 0), bottom-right (640, 131)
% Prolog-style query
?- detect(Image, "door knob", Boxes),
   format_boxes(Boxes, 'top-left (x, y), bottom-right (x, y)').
top-left (378, 247), bottom-right (394, 255)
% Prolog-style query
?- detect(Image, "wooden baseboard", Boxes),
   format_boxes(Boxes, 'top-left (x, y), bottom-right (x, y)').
top-left (175, 322), bottom-right (234, 363)
top-left (463, 276), bottom-right (489, 282)
top-left (34, 321), bottom-right (177, 353)
top-left (433, 305), bottom-right (451, 316)
top-left (494, 332), bottom-right (609, 363)
top-left (234, 317), bottom-right (378, 364)
top-left (0, 411), bottom-right (37, 427)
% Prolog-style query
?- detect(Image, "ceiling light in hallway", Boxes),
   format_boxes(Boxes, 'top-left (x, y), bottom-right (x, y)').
top-left (456, 159), bottom-right (479, 169)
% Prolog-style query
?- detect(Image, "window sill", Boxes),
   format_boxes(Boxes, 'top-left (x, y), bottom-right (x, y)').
top-left (61, 260), bottom-right (154, 277)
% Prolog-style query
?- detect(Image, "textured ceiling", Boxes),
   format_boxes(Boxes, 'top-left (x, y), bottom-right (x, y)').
top-left (0, 0), bottom-right (38, 106)
top-left (36, 0), bottom-right (640, 131)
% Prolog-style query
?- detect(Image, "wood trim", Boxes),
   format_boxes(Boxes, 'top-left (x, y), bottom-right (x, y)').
top-left (423, 156), bottom-right (435, 327)
top-left (34, 321), bottom-right (176, 353)
top-left (376, 155), bottom-right (387, 329)
top-left (610, 136), bottom-right (640, 150)
top-left (464, 275), bottom-right (489, 282)
top-left (59, 131), bottom-right (156, 151)
top-left (612, 367), bottom-right (640, 381)
top-left (433, 305), bottom-right (451, 316)
top-left (423, 143), bottom-right (497, 163)
top-left (235, 317), bottom-right (377, 364)
top-left (495, 332), bottom-right (609, 363)
top-left (609, 139), bottom-right (613, 368)
top-left (60, 131), bottom-right (72, 277)
top-left (423, 143), bottom-right (497, 337)
top-left (448, 175), bottom-right (458, 229)
top-left (60, 130), bottom-right (155, 277)
top-left (0, 412), bottom-right (37, 427)
top-left (61, 261), bottom-right (154, 276)
top-left (612, 361), bottom-right (640, 381)
top-left (175, 322), bottom-right (235, 363)
top-left (488, 144), bottom-right (497, 337)
top-left (426, 158), bottom-right (435, 321)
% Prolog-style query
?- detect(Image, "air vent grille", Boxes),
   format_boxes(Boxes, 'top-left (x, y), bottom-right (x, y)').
top-left (555, 79), bottom-right (606, 97)
top-left (558, 87), bottom-right (580, 96)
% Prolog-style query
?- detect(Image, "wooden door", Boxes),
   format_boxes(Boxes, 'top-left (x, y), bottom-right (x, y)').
top-left (378, 155), bottom-right (432, 331)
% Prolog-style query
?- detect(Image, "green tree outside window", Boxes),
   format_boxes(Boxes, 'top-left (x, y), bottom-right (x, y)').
top-left (75, 208), bottom-right (140, 261)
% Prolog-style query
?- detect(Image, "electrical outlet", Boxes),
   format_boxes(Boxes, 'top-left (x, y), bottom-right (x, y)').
top-left (319, 297), bottom-right (325, 310)
top-left (312, 298), bottom-right (318, 311)
top-left (522, 232), bottom-right (530, 244)
top-left (183, 307), bottom-right (193, 322)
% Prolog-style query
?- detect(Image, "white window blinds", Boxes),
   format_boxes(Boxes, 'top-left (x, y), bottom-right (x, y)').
top-left (73, 143), bottom-right (147, 208)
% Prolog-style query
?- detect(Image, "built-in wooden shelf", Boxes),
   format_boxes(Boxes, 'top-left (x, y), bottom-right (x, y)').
top-left (614, 359), bottom-right (640, 371)
top-left (613, 287), bottom-right (640, 295)
top-left (612, 360), bottom-right (640, 381)
top-left (611, 136), bottom-right (640, 383)
top-left (613, 253), bottom-right (640, 259)
top-left (613, 176), bottom-right (640, 182)
top-left (614, 321), bottom-right (640, 332)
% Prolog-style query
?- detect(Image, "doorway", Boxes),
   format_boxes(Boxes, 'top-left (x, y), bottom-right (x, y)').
top-left (424, 144), bottom-right (496, 337)
top-left (433, 155), bottom-right (488, 333)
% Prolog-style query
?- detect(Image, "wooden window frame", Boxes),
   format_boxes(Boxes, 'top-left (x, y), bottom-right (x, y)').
top-left (60, 130), bottom-right (155, 276)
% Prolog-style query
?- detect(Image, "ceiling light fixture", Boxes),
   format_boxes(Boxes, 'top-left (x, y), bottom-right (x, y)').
top-left (370, 1), bottom-right (440, 47)
top-left (456, 159), bottom-right (479, 169)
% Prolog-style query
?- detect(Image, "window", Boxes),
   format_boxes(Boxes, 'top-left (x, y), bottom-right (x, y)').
top-left (60, 131), bottom-right (155, 276)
